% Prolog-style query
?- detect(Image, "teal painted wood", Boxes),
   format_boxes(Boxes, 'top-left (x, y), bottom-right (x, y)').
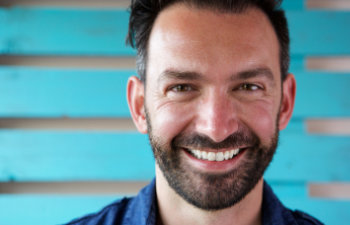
top-left (287, 11), bottom-right (350, 55)
top-left (269, 181), bottom-right (308, 198)
top-left (1, 194), bottom-right (350, 225)
top-left (265, 130), bottom-right (350, 182)
top-left (0, 195), bottom-right (122, 225)
top-left (0, 131), bottom-right (155, 181)
top-left (281, 198), bottom-right (350, 225)
top-left (270, 182), bottom-right (350, 225)
top-left (281, 0), bottom-right (304, 10)
top-left (0, 125), bottom-right (349, 182)
top-left (0, 67), bottom-right (133, 117)
top-left (0, 67), bottom-right (349, 118)
top-left (293, 71), bottom-right (350, 118)
top-left (0, 8), bottom-right (134, 55)
top-left (0, 8), bottom-right (350, 55)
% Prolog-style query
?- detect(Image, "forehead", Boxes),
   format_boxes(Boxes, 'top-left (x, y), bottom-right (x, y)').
top-left (147, 3), bottom-right (280, 83)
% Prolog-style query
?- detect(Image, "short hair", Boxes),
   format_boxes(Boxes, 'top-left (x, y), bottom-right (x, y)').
top-left (126, 0), bottom-right (289, 83)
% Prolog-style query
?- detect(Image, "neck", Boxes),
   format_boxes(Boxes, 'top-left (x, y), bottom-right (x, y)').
top-left (155, 166), bottom-right (263, 225)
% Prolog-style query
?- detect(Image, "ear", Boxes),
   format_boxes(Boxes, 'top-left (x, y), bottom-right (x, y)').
top-left (279, 73), bottom-right (296, 130)
top-left (127, 76), bottom-right (148, 134)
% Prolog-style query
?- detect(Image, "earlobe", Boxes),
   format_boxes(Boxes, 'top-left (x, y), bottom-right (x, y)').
top-left (127, 76), bottom-right (148, 134)
top-left (279, 73), bottom-right (296, 130)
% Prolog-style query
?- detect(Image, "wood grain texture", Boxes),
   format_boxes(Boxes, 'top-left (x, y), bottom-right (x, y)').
top-left (0, 67), bottom-right (349, 118)
top-left (0, 8), bottom-right (134, 55)
top-left (0, 8), bottom-right (349, 55)
top-left (309, 183), bottom-right (350, 199)
top-left (0, 0), bottom-right (131, 8)
top-left (0, 67), bottom-right (133, 117)
top-left (0, 124), bottom-right (349, 182)
top-left (0, 195), bottom-right (122, 225)
top-left (1, 191), bottom-right (350, 225)
top-left (307, 0), bottom-right (350, 10)
top-left (307, 119), bottom-right (350, 135)
top-left (282, 0), bottom-right (304, 10)
top-left (0, 2), bottom-right (349, 224)
top-left (0, 55), bottom-right (136, 69)
top-left (287, 11), bottom-right (350, 55)
top-left (0, 181), bottom-right (148, 194)
top-left (0, 118), bottom-right (136, 131)
top-left (0, 131), bottom-right (155, 181)
top-left (307, 57), bottom-right (350, 72)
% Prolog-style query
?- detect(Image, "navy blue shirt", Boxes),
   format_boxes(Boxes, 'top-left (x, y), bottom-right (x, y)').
top-left (65, 179), bottom-right (323, 225)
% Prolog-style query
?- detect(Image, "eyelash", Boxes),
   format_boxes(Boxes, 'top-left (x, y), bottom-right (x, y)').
top-left (168, 84), bottom-right (194, 92)
top-left (166, 83), bottom-right (263, 94)
top-left (237, 83), bottom-right (262, 91)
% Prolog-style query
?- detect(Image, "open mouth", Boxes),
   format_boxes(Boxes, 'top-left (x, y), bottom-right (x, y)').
top-left (185, 147), bottom-right (247, 162)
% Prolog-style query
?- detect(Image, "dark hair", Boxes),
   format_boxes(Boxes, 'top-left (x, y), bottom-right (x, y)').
top-left (126, 0), bottom-right (289, 83)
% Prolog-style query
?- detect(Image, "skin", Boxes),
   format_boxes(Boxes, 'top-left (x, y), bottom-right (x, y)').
top-left (127, 3), bottom-right (296, 225)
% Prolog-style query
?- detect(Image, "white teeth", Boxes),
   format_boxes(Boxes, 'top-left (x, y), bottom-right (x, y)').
top-left (229, 150), bottom-right (234, 158)
top-left (224, 151), bottom-right (230, 160)
top-left (216, 152), bottom-right (224, 161)
top-left (189, 148), bottom-right (241, 161)
top-left (194, 150), bottom-right (201, 159)
top-left (207, 152), bottom-right (216, 161)
top-left (202, 151), bottom-right (208, 160)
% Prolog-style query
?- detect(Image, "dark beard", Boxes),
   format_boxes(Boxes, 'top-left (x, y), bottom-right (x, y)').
top-left (146, 111), bottom-right (279, 210)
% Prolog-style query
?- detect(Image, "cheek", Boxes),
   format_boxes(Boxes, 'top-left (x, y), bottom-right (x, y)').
top-left (149, 102), bottom-right (193, 144)
top-left (240, 101), bottom-right (277, 145)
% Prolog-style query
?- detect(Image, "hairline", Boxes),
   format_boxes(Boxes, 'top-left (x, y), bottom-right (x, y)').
top-left (138, 1), bottom-right (286, 85)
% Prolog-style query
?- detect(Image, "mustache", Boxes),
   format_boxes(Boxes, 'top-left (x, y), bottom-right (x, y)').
top-left (172, 128), bottom-right (260, 150)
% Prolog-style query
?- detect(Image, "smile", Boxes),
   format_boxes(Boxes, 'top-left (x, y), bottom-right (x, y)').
top-left (186, 148), bottom-right (241, 162)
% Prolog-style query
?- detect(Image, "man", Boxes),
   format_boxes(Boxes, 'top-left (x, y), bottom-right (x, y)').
top-left (66, 0), bottom-right (323, 224)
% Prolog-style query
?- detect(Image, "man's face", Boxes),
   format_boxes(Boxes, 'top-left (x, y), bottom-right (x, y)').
top-left (133, 3), bottom-right (292, 210)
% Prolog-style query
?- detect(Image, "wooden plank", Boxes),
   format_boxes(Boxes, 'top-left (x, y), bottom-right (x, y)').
top-left (293, 71), bottom-right (350, 118)
top-left (0, 67), bottom-right (133, 117)
top-left (307, 0), bottom-right (350, 10)
top-left (307, 57), bottom-right (350, 72)
top-left (0, 131), bottom-right (155, 181)
top-left (269, 181), bottom-right (308, 198)
top-left (0, 67), bottom-right (349, 118)
top-left (281, 198), bottom-right (350, 225)
top-left (0, 125), bottom-right (349, 182)
top-left (0, 8), bottom-right (349, 55)
top-left (1, 194), bottom-right (350, 225)
top-left (287, 11), bottom-right (350, 55)
top-left (0, 0), bottom-right (131, 8)
top-left (270, 182), bottom-right (350, 225)
top-left (282, 0), bottom-right (305, 10)
top-left (0, 194), bottom-right (121, 225)
top-left (265, 129), bottom-right (350, 182)
top-left (0, 8), bottom-right (134, 55)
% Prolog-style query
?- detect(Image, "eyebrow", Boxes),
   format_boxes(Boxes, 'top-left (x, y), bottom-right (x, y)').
top-left (157, 69), bottom-right (204, 83)
top-left (158, 67), bottom-right (276, 84)
top-left (234, 67), bottom-right (275, 82)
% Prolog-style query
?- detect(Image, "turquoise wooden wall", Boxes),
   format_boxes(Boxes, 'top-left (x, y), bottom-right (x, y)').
top-left (0, 0), bottom-right (350, 224)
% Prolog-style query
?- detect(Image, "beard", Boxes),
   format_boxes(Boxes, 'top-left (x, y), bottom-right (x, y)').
top-left (146, 110), bottom-right (279, 211)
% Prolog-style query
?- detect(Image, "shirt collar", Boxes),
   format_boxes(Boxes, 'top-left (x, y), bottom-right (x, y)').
top-left (262, 181), bottom-right (299, 225)
top-left (124, 178), bottom-right (158, 225)
top-left (128, 179), bottom-right (298, 225)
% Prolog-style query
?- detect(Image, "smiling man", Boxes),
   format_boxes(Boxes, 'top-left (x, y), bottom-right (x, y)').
top-left (66, 0), bottom-right (323, 225)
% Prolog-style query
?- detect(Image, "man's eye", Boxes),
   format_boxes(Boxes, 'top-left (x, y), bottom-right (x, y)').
top-left (169, 84), bottom-right (193, 92)
top-left (238, 83), bottom-right (261, 91)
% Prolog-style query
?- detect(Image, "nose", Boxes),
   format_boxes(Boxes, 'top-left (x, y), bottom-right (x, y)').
top-left (194, 90), bottom-right (239, 143)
